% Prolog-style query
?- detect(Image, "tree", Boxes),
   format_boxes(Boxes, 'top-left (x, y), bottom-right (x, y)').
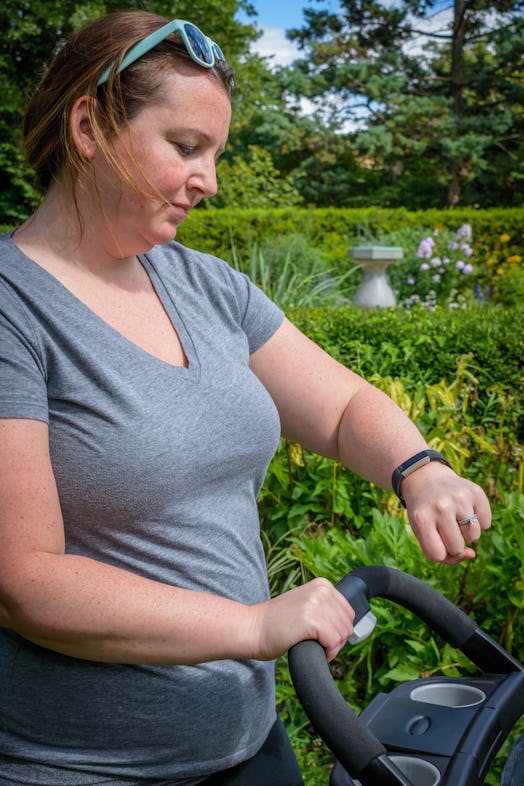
top-left (209, 145), bottom-right (303, 209)
top-left (283, 0), bottom-right (524, 207)
top-left (0, 0), bottom-right (260, 224)
top-left (225, 51), bottom-right (363, 208)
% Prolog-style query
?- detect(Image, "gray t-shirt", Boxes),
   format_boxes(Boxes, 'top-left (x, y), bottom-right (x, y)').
top-left (0, 234), bottom-right (285, 783)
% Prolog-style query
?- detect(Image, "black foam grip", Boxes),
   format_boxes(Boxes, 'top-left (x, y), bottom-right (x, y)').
top-left (346, 566), bottom-right (477, 646)
top-left (288, 639), bottom-right (386, 776)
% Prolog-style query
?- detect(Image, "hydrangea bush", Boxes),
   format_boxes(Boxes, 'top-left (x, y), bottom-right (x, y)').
top-left (387, 223), bottom-right (480, 308)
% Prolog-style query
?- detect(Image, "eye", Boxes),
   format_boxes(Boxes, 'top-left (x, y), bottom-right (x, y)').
top-left (176, 144), bottom-right (196, 157)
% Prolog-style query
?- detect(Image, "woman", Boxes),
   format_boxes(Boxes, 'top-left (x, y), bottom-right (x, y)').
top-left (0, 10), bottom-right (491, 786)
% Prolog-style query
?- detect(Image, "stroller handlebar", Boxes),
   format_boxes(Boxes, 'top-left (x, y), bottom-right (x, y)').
top-left (288, 565), bottom-right (524, 785)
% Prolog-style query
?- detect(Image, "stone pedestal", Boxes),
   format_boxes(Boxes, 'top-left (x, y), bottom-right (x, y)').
top-left (348, 245), bottom-right (403, 308)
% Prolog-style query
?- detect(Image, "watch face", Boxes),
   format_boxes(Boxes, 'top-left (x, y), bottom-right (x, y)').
top-left (393, 450), bottom-right (450, 508)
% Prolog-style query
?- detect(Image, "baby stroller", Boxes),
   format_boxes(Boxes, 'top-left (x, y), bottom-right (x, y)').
top-left (289, 566), bottom-right (524, 785)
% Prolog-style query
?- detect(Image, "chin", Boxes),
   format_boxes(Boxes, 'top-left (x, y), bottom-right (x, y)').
top-left (140, 226), bottom-right (179, 251)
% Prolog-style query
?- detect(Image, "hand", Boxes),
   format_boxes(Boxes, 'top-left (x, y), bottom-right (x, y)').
top-left (249, 578), bottom-right (355, 662)
top-left (402, 462), bottom-right (492, 565)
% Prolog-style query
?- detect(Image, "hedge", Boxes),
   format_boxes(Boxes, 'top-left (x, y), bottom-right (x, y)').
top-left (288, 303), bottom-right (523, 396)
top-left (176, 206), bottom-right (524, 269)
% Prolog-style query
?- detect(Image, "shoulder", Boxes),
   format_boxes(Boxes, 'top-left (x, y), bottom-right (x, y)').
top-left (145, 241), bottom-right (284, 352)
top-left (0, 231), bottom-right (19, 273)
top-left (0, 233), bottom-right (41, 328)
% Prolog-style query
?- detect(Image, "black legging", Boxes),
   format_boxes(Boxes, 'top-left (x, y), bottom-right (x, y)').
top-left (199, 718), bottom-right (304, 786)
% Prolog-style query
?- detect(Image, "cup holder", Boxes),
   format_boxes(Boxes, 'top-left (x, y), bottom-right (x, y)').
top-left (410, 682), bottom-right (486, 708)
top-left (390, 756), bottom-right (441, 786)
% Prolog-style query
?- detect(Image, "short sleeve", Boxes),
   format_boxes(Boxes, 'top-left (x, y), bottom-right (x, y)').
top-left (207, 257), bottom-right (285, 353)
top-left (0, 282), bottom-right (49, 422)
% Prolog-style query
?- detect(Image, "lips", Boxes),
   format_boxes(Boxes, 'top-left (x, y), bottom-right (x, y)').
top-left (171, 202), bottom-right (191, 215)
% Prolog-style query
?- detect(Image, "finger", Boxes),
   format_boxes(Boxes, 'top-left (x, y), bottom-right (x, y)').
top-left (302, 579), bottom-right (355, 642)
top-left (457, 513), bottom-right (482, 543)
top-left (411, 507), bottom-right (476, 563)
top-left (438, 504), bottom-right (484, 556)
top-left (465, 486), bottom-right (492, 532)
top-left (438, 519), bottom-right (467, 558)
top-left (443, 546), bottom-right (477, 566)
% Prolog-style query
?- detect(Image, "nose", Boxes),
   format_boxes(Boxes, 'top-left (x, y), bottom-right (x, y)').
top-left (188, 157), bottom-right (218, 199)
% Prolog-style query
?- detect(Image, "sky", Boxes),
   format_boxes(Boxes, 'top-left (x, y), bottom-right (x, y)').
top-left (240, 0), bottom-right (318, 66)
top-left (250, 0), bottom-right (313, 30)
top-left (240, 0), bottom-right (453, 66)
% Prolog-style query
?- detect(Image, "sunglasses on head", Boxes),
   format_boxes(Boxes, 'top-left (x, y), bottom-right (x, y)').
top-left (97, 18), bottom-right (231, 88)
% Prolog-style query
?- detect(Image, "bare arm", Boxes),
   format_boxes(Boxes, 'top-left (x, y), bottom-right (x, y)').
top-left (0, 419), bottom-right (354, 664)
top-left (250, 318), bottom-right (491, 565)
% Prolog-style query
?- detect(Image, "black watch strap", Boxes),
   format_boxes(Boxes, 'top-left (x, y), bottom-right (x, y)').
top-left (392, 449), bottom-right (452, 507)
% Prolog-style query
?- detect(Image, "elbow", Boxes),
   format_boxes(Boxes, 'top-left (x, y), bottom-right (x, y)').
top-left (0, 562), bottom-right (54, 638)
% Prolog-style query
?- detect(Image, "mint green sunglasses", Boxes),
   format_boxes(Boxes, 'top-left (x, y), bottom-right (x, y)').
top-left (97, 18), bottom-right (231, 88)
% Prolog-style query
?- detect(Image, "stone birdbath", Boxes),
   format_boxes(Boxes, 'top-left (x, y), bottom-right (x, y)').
top-left (348, 245), bottom-right (403, 308)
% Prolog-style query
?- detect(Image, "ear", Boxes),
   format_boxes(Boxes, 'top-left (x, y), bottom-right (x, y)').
top-left (70, 96), bottom-right (98, 159)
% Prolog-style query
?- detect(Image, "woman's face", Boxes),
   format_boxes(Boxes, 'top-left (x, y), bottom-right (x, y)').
top-left (90, 68), bottom-right (231, 257)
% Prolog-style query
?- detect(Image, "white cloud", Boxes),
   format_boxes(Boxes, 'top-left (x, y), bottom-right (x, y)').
top-left (404, 8), bottom-right (453, 57)
top-left (252, 26), bottom-right (301, 67)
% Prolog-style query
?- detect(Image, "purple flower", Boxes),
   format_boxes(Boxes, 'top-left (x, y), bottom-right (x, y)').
top-left (420, 262), bottom-right (430, 271)
top-left (456, 223), bottom-right (472, 241)
top-left (432, 274), bottom-right (441, 282)
top-left (430, 256), bottom-right (441, 267)
top-left (417, 237), bottom-right (435, 258)
top-left (460, 243), bottom-right (473, 257)
top-left (407, 276), bottom-right (416, 285)
top-left (456, 260), bottom-right (465, 270)
top-left (463, 263), bottom-right (473, 275)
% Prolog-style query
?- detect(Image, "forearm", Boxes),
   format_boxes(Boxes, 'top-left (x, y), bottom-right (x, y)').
top-left (0, 420), bottom-right (354, 666)
top-left (1, 552), bottom-right (356, 665)
top-left (1, 551), bottom-right (255, 664)
top-left (336, 382), bottom-right (430, 489)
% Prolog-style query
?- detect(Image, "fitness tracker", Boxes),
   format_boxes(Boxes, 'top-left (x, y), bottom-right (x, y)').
top-left (392, 449), bottom-right (452, 507)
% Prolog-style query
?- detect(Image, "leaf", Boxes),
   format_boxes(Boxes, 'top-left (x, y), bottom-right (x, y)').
top-left (381, 664), bottom-right (422, 683)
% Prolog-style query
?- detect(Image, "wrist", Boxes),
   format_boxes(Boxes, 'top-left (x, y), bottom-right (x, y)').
top-left (392, 449), bottom-right (452, 507)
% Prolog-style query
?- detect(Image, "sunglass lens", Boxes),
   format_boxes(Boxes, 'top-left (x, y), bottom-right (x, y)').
top-left (183, 23), bottom-right (213, 64)
top-left (212, 43), bottom-right (226, 62)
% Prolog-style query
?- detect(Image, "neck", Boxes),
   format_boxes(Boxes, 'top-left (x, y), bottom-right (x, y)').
top-left (15, 182), bottom-right (137, 277)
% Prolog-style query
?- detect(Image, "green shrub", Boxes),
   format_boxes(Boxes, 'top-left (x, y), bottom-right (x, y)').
top-left (229, 233), bottom-right (358, 310)
top-left (288, 303), bottom-right (523, 439)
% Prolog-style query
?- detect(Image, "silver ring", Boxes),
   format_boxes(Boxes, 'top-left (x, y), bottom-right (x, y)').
top-left (458, 514), bottom-right (479, 527)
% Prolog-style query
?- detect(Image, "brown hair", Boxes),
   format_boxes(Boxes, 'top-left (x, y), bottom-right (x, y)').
top-left (22, 10), bottom-right (234, 193)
